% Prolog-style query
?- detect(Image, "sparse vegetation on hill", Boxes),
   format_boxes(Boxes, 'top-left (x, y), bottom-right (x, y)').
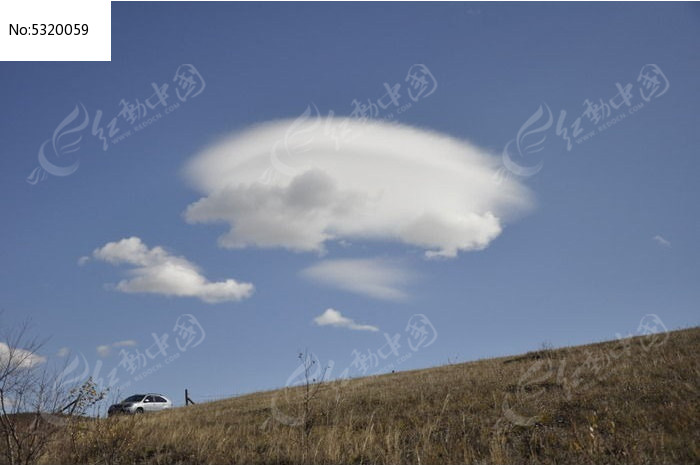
top-left (20, 327), bottom-right (700, 464)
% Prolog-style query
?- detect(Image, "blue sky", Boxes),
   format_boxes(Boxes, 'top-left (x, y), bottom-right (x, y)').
top-left (1, 2), bottom-right (699, 405)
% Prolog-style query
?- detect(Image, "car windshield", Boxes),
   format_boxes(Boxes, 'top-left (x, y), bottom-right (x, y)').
top-left (122, 395), bottom-right (145, 403)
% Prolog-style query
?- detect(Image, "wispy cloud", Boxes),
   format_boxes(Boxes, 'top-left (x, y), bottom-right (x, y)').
top-left (313, 308), bottom-right (378, 332)
top-left (96, 339), bottom-right (139, 358)
top-left (302, 258), bottom-right (413, 301)
top-left (112, 339), bottom-right (137, 348)
top-left (652, 235), bottom-right (671, 248)
top-left (84, 237), bottom-right (254, 303)
top-left (96, 345), bottom-right (111, 358)
top-left (56, 347), bottom-right (70, 358)
top-left (184, 118), bottom-right (532, 258)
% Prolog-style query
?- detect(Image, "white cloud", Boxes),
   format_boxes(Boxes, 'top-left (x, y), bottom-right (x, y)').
top-left (96, 345), bottom-right (111, 358)
top-left (112, 339), bottom-right (137, 348)
top-left (88, 237), bottom-right (254, 303)
top-left (653, 235), bottom-right (671, 248)
top-left (96, 339), bottom-right (139, 358)
top-left (302, 258), bottom-right (412, 301)
top-left (56, 347), bottom-right (70, 357)
top-left (0, 343), bottom-right (46, 369)
top-left (313, 308), bottom-right (378, 332)
top-left (183, 117), bottom-right (533, 259)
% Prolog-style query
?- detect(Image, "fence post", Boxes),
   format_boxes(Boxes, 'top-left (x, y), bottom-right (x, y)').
top-left (185, 389), bottom-right (195, 406)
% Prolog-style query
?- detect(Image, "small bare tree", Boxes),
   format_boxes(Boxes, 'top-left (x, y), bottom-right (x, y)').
top-left (0, 321), bottom-right (53, 465)
top-left (297, 350), bottom-right (327, 461)
top-left (0, 320), bottom-right (105, 465)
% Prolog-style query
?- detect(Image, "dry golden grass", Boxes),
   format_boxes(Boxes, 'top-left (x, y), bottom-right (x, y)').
top-left (40, 327), bottom-right (699, 464)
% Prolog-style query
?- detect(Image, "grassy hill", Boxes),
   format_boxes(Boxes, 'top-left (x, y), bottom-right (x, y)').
top-left (43, 327), bottom-right (699, 464)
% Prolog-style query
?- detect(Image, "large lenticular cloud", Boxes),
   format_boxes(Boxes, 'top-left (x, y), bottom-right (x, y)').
top-left (184, 116), bottom-right (533, 258)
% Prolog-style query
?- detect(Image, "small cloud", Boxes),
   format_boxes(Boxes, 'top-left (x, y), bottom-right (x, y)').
top-left (96, 339), bottom-right (139, 358)
top-left (313, 308), bottom-right (379, 332)
top-left (112, 339), bottom-right (137, 348)
top-left (96, 345), bottom-right (111, 358)
top-left (302, 258), bottom-right (413, 301)
top-left (77, 256), bottom-right (90, 266)
top-left (86, 236), bottom-right (254, 303)
top-left (653, 235), bottom-right (671, 248)
top-left (0, 343), bottom-right (46, 369)
top-left (56, 347), bottom-right (70, 358)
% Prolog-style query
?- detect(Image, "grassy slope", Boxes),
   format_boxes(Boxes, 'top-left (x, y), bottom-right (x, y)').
top-left (46, 327), bottom-right (699, 464)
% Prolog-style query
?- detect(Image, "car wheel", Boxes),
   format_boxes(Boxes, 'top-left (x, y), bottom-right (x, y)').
top-left (135, 407), bottom-right (144, 414)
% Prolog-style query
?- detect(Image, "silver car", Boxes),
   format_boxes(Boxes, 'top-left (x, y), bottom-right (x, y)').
top-left (108, 393), bottom-right (172, 416)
